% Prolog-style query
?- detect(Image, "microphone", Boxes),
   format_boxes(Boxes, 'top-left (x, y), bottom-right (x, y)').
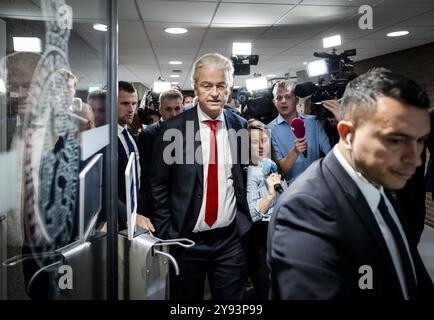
top-left (290, 117), bottom-right (307, 158)
top-left (261, 158), bottom-right (283, 194)
top-left (294, 82), bottom-right (317, 98)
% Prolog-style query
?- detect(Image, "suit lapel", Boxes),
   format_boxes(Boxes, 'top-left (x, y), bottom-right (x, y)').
top-left (184, 107), bottom-right (203, 190)
top-left (323, 153), bottom-right (399, 274)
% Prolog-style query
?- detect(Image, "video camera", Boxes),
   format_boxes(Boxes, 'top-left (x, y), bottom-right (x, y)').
top-left (237, 77), bottom-right (284, 124)
top-left (296, 49), bottom-right (357, 120)
top-left (313, 48), bottom-right (356, 76)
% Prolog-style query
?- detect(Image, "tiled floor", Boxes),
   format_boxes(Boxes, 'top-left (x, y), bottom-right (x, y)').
top-left (419, 225), bottom-right (434, 282)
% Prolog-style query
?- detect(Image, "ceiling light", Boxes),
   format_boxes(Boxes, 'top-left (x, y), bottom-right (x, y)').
top-left (303, 62), bottom-right (307, 65)
top-left (232, 42), bottom-right (252, 55)
top-left (164, 27), bottom-right (188, 34)
top-left (88, 86), bottom-right (101, 92)
top-left (93, 23), bottom-right (107, 32)
top-left (153, 80), bottom-right (171, 93)
top-left (246, 77), bottom-right (267, 92)
top-left (170, 75), bottom-right (180, 78)
top-left (387, 30), bottom-right (409, 37)
top-left (169, 61), bottom-right (183, 65)
top-left (13, 37), bottom-right (41, 52)
top-left (323, 34), bottom-right (341, 48)
top-left (267, 74), bottom-right (276, 77)
top-left (171, 82), bottom-right (179, 85)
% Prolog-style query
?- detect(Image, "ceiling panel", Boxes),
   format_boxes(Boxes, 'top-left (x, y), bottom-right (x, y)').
top-left (396, 9), bottom-right (434, 26)
top-left (300, 0), bottom-right (379, 5)
top-left (213, 3), bottom-right (295, 26)
top-left (136, 0), bottom-right (218, 24)
top-left (276, 5), bottom-right (357, 25)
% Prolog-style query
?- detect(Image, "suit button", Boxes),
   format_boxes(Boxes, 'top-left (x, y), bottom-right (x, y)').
top-left (197, 194), bottom-right (202, 198)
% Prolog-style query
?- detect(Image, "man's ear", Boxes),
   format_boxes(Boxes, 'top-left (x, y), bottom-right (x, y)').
top-left (337, 120), bottom-right (354, 144)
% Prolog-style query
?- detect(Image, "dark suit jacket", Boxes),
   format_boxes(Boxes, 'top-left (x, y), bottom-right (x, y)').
top-left (118, 126), bottom-right (140, 230)
top-left (268, 151), bottom-right (434, 299)
top-left (150, 106), bottom-right (252, 240)
top-left (137, 121), bottom-right (161, 216)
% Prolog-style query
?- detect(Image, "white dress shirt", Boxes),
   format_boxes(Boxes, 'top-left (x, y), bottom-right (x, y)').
top-left (333, 146), bottom-right (417, 299)
top-left (117, 124), bottom-right (141, 186)
top-left (193, 106), bottom-right (237, 232)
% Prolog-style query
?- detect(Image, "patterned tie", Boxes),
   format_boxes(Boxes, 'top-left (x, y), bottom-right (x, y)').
top-left (378, 195), bottom-right (418, 299)
top-left (204, 120), bottom-right (219, 227)
top-left (122, 128), bottom-right (139, 194)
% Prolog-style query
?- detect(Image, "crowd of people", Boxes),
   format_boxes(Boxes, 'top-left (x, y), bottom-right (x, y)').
top-left (3, 50), bottom-right (434, 300)
top-left (113, 53), bottom-right (434, 300)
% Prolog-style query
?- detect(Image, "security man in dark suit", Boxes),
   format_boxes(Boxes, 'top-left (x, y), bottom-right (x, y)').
top-left (150, 53), bottom-right (252, 300)
top-left (268, 68), bottom-right (434, 299)
top-left (137, 89), bottom-right (183, 217)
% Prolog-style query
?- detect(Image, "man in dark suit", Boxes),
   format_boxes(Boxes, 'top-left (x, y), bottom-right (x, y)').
top-left (137, 89), bottom-right (183, 217)
top-left (150, 53), bottom-right (252, 300)
top-left (268, 68), bottom-right (434, 299)
top-left (117, 81), bottom-right (154, 233)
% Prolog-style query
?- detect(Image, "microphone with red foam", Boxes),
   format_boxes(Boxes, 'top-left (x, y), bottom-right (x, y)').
top-left (290, 117), bottom-right (307, 158)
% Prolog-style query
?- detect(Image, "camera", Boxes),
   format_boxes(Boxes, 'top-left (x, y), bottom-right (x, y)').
top-left (309, 79), bottom-right (349, 120)
top-left (237, 78), bottom-right (282, 124)
top-left (296, 49), bottom-right (357, 120)
top-left (313, 48), bottom-right (356, 76)
top-left (231, 55), bottom-right (259, 76)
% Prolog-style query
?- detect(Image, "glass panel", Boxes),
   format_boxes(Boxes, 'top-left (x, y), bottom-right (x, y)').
top-left (0, 0), bottom-right (111, 300)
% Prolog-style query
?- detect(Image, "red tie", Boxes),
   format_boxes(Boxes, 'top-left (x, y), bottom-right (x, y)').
top-left (204, 120), bottom-right (219, 227)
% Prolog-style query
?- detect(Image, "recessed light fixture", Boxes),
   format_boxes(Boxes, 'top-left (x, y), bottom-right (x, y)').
top-left (267, 74), bottom-right (276, 77)
top-left (303, 62), bottom-right (308, 65)
top-left (171, 82), bottom-right (179, 85)
top-left (387, 30), bottom-right (409, 37)
top-left (164, 27), bottom-right (188, 34)
top-left (93, 23), bottom-right (107, 32)
top-left (232, 42), bottom-right (252, 55)
top-left (170, 75), bottom-right (180, 78)
top-left (323, 34), bottom-right (341, 48)
top-left (13, 37), bottom-right (41, 52)
top-left (169, 61), bottom-right (183, 65)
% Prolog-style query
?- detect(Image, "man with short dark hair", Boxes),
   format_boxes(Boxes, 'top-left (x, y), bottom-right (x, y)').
top-left (88, 89), bottom-right (106, 127)
top-left (268, 68), bottom-right (434, 299)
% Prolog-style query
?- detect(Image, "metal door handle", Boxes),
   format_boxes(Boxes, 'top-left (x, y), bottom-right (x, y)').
top-left (152, 238), bottom-right (195, 248)
top-left (153, 249), bottom-right (180, 276)
top-left (2, 252), bottom-right (61, 267)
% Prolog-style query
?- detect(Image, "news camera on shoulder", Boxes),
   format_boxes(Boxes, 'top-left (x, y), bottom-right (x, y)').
top-left (295, 49), bottom-right (358, 120)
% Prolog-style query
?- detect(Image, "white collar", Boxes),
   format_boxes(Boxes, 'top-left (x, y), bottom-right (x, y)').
top-left (333, 145), bottom-right (385, 213)
top-left (197, 104), bottom-right (225, 124)
top-left (117, 124), bottom-right (128, 135)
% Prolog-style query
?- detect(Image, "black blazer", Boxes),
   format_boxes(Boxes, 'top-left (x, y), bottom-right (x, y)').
top-left (117, 126), bottom-right (140, 230)
top-left (150, 106), bottom-right (252, 240)
top-left (137, 121), bottom-right (161, 216)
top-left (268, 151), bottom-right (434, 299)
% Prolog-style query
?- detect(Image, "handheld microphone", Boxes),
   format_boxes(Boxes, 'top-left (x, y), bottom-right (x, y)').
top-left (290, 117), bottom-right (307, 158)
top-left (261, 158), bottom-right (283, 194)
